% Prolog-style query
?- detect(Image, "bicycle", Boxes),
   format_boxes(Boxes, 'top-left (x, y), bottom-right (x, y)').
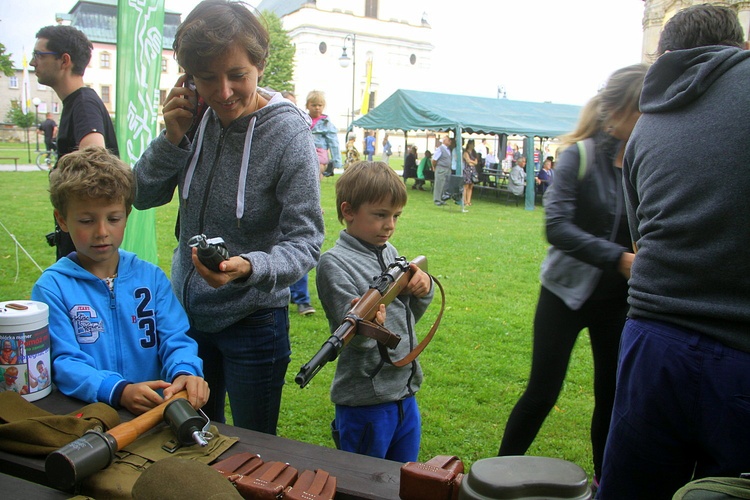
top-left (35, 149), bottom-right (58, 171)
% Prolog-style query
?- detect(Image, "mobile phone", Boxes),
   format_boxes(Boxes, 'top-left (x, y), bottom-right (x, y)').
top-left (183, 75), bottom-right (207, 140)
top-left (183, 75), bottom-right (198, 110)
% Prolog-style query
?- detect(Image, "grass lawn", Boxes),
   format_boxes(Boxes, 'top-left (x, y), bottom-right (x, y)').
top-left (0, 168), bottom-right (598, 477)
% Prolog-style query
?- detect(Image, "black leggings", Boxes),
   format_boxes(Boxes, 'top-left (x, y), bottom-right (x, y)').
top-left (498, 286), bottom-right (627, 477)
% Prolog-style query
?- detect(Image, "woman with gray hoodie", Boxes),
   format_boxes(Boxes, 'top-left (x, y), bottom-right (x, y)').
top-left (133, 0), bottom-right (324, 435)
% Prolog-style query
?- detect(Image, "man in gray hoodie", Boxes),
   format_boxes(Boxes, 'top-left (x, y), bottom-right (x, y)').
top-left (598, 5), bottom-right (750, 498)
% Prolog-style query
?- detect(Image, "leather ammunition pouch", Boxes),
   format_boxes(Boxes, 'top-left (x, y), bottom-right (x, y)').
top-left (399, 455), bottom-right (464, 500)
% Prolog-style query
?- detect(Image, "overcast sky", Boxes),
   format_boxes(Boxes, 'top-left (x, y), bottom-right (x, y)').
top-left (1, 0), bottom-right (645, 105)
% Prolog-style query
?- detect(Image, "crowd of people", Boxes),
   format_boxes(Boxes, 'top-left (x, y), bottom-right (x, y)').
top-left (22, 2), bottom-right (750, 498)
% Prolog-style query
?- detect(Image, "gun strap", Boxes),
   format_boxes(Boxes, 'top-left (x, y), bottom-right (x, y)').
top-left (377, 273), bottom-right (446, 367)
top-left (357, 320), bottom-right (402, 348)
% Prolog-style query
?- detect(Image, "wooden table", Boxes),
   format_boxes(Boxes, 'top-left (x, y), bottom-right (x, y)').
top-left (0, 390), bottom-right (402, 500)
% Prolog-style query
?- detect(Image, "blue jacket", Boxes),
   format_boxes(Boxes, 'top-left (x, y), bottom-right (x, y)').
top-left (31, 250), bottom-right (203, 407)
top-left (311, 114), bottom-right (342, 169)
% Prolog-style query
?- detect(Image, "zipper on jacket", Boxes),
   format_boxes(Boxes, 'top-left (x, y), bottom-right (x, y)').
top-left (181, 128), bottom-right (227, 317)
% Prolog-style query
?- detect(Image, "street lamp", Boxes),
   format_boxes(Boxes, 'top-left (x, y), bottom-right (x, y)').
top-left (339, 34), bottom-right (356, 130)
top-left (32, 97), bottom-right (41, 151)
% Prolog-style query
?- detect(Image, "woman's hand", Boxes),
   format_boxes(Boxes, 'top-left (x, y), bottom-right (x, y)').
top-left (618, 252), bottom-right (635, 279)
top-left (191, 248), bottom-right (252, 288)
top-left (162, 74), bottom-right (199, 145)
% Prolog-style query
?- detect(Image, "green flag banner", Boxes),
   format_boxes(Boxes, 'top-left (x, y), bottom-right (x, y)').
top-left (115, 0), bottom-right (166, 264)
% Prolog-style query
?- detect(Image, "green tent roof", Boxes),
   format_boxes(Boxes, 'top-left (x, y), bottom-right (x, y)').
top-left (351, 89), bottom-right (582, 138)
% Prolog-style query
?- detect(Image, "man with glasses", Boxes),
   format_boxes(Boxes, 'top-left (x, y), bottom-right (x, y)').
top-left (31, 25), bottom-right (119, 260)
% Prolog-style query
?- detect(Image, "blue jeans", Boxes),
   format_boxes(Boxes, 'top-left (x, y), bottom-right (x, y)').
top-left (334, 396), bottom-right (421, 462)
top-left (289, 274), bottom-right (310, 305)
top-left (598, 318), bottom-right (750, 499)
top-left (187, 307), bottom-right (291, 435)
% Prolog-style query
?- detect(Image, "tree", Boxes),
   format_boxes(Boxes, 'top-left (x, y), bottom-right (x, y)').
top-left (0, 43), bottom-right (15, 77)
top-left (6, 104), bottom-right (35, 129)
top-left (259, 10), bottom-right (295, 92)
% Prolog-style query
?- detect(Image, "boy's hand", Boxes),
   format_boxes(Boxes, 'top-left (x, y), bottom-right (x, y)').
top-left (373, 303), bottom-right (387, 325)
top-left (121, 380), bottom-right (170, 415)
top-left (192, 248), bottom-right (252, 288)
top-left (166, 375), bottom-right (210, 410)
top-left (404, 264), bottom-right (432, 298)
top-left (350, 299), bottom-right (387, 327)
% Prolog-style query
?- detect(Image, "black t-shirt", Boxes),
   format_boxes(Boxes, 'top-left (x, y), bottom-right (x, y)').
top-left (57, 87), bottom-right (119, 159)
top-left (54, 87), bottom-right (120, 260)
top-left (38, 119), bottom-right (56, 147)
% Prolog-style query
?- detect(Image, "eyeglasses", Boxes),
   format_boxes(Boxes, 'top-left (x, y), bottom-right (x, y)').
top-left (32, 50), bottom-right (60, 59)
top-left (4, 375), bottom-right (17, 381)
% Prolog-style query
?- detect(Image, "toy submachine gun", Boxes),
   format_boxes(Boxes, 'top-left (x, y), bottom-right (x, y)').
top-left (45, 391), bottom-right (212, 490)
top-left (295, 255), bottom-right (445, 388)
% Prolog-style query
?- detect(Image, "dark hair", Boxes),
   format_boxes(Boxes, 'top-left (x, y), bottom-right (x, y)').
top-left (50, 147), bottom-right (135, 217)
top-left (657, 4), bottom-right (745, 55)
top-left (335, 161), bottom-right (407, 224)
top-left (35, 25), bottom-right (93, 76)
top-left (174, 0), bottom-right (269, 75)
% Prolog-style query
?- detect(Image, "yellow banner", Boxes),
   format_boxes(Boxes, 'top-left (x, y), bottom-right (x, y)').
top-left (359, 57), bottom-right (373, 116)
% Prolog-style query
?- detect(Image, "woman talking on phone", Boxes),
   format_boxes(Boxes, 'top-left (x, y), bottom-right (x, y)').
top-left (133, 0), bottom-right (324, 435)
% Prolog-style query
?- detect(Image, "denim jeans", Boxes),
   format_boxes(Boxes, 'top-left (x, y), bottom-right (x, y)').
top-left (598, 318), bottom-right (750, 499)
top-left (187, 307), bottom-right (291, 435)
top-left (289, 274), bottom-right (310, 305)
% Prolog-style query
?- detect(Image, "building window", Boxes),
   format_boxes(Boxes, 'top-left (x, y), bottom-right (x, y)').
top-left (9, 76), bottom-right (18, 88)
top-left (161, 58), bottom-right (168, 73)
top-left (160, 89), bottom-right (167, 105)
top-left (100, 52), bottom-right (111, 69)
top-left (319, 42), bottom-right (327, 54)
top-left (409, 54), bottom-right (416, 65)
top-left (101, 85), bottom-right (111, 103)
top-left (52, 102), bottom-right (60, 113)
top-left (365, 0), bottom-right (378, 19)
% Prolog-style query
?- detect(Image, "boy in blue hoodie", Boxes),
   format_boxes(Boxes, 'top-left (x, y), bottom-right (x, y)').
top-left (32, 147), bottom-right (208, 415)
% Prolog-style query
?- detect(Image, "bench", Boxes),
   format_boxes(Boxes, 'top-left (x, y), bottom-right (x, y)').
top-left (0, 157), bottom-right (19, 170)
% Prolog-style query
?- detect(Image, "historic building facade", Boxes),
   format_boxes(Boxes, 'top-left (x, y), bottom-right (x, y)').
top-left (641, 0), bottom-right (750, 62)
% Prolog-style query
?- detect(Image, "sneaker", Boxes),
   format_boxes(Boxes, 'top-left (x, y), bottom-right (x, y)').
top-left (297, 303), bottom-right (316, 315)
top-left (434, 200), bottom-right (446, 206)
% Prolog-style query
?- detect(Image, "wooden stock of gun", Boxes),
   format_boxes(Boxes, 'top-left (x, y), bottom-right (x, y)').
top-left (295, 255), bottom-right (443, 389)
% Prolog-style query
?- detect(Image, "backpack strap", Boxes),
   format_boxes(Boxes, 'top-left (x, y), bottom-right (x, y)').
top-left (576, 138), bottom-right (595, 181)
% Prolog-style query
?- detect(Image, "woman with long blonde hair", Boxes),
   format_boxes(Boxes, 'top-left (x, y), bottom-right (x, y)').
top-left (499, 63), bottom-right (648, 493)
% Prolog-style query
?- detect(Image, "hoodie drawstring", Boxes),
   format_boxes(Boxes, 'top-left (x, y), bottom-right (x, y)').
top-left (181, 110), bottom-right (257, 222)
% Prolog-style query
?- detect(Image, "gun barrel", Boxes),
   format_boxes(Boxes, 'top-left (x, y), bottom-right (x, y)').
top-left (295, 255), bottom-right (427, 388)
top-left (295, 325), bottom-right (349, 388)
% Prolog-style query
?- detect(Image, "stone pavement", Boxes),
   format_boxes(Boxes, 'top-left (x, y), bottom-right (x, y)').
top-left (0, 163), bottom-right (39, 171)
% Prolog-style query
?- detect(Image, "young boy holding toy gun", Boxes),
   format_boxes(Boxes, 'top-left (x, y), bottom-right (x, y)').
top-left (313, 161), bottom-right (434, 463)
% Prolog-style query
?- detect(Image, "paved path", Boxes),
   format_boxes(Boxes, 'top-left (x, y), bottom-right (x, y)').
top-left (0, 164), bottom-right (42, 172)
